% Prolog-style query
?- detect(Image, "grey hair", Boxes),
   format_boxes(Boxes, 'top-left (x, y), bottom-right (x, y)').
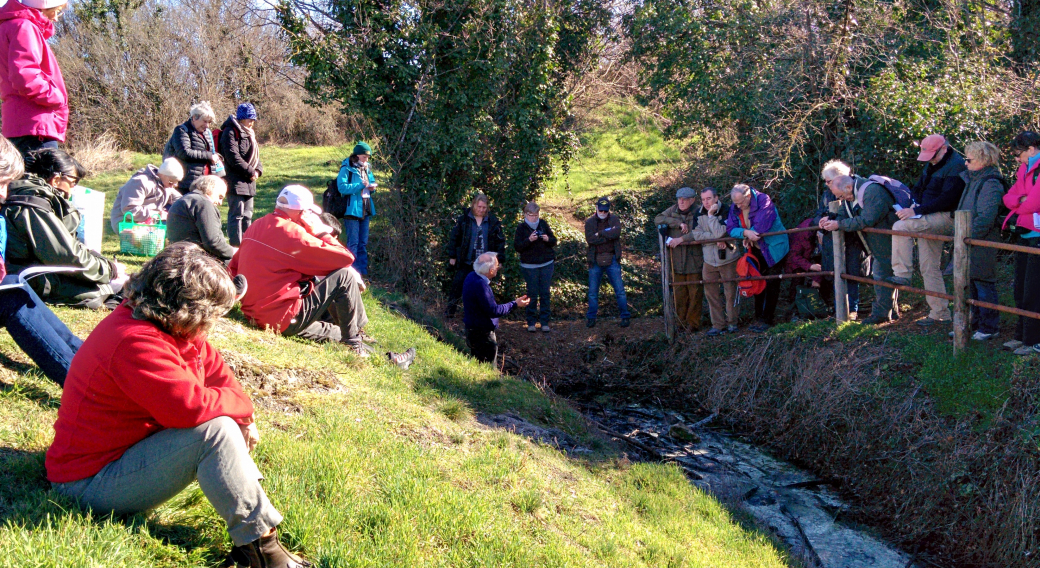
top-left (833, 175), bottom-right (855, 192)
top-left (731, 184), bottom-right (752, 196)
top-left (821, 159), bottom-right (851, 181)
top-left (473, 252), bottom-right (498, 276)
top-left (523, 202), bottom-right (540, 214)
top-left (0, 136), bottom-right (25, 185)
top-left (189, 101), bottom-right (216, 122)
top-left (189, 175), bottom-right (226, 197)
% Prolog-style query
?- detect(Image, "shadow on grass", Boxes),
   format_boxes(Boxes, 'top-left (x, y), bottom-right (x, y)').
top-left (0, 370), bottom-right (61, 411)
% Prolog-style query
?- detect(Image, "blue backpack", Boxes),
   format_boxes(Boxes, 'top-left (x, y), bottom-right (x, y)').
top-left (866, 175), bottom-right (916, 210)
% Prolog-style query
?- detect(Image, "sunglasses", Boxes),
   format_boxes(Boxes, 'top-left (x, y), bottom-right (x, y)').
top-left (63, 175), bottom-right (80, 187)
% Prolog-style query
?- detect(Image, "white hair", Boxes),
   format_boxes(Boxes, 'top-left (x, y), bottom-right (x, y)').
top-left (189, 175), bottom-right (226, 197)
top-left (833, 175), bottom-right (855, 192)
top-left (473, 252), bottom-right (498, 276)
top-left (189, 101), bottom-right (216, 122)
top-left (821, 159), bottom-right (851, 182)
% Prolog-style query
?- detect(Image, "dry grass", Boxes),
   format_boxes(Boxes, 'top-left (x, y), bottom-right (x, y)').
top-left (67, 132), bottom-right (133, 176)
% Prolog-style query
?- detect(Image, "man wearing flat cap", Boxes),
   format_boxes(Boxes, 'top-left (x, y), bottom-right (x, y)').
top-left (584, 197), bottom-right (631, 328)
top-left (655, 187), bottom-right (706, 331)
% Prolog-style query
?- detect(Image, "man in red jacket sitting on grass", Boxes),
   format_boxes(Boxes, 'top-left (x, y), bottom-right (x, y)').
top-left (230, 184), bottom-right (372, 356)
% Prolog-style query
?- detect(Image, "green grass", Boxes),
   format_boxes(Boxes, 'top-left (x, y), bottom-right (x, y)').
top-left (0, 146), bottom-right (790, 567)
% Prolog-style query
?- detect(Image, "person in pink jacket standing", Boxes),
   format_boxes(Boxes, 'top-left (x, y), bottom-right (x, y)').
top-left (0, 0), bottom-right (68, 157)
top-left (1003, 131), bottom-right (1040, 355)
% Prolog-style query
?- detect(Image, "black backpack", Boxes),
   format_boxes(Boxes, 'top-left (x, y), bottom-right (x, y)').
top-left (321, 171), bottom-right (353, 218)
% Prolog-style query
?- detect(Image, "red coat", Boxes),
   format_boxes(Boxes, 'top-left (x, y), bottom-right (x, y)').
top-left (46, 305), bottom-right (254, 483)
top-left (229, 210), bottom-right (355, 332)
top-left (1003, 161), bottom-right (1040, 232)
top-left (785, 217), bottom-right (822, 285)
top-left (0, 0), bottom-right (68, 141)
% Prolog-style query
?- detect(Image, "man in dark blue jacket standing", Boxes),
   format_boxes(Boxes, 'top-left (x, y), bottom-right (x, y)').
top-left (463, 253), bottom-right (529, 364)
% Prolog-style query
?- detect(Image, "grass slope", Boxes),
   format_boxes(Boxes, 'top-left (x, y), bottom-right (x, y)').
top-left (0, 147), bottom-right (789, 567)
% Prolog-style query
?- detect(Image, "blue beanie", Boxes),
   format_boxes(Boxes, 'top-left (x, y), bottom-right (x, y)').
top-left (236, 103), bottom-right (258, 121)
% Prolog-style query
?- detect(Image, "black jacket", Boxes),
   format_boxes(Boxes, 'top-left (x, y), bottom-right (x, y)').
top-left (167, 120), bottom-right (216, 191)
top-left (448, 211), bottom-right (505, 265)
top-left (166, 191), bottom-right (236, 261)
top-left (912, 149), bottom-right (967, 216)
top-left (219, 116), bottom-right (263, 197)
top-left (513, 219), bottom-right (557, 265)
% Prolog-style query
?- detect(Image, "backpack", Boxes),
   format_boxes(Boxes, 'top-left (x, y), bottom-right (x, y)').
top-left (321, 170), bottom-right (353, 218)
top-left (866, 175), bottom-right (916, 210)
top-left (736, 252), bottom-right (766, 297)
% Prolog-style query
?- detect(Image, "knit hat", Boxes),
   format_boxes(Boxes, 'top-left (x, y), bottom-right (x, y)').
top-left (236, 103), bottom-right (258, 121)
top-left (676, 186), bottom-right (696, 199)
top-left (352, 142), bottom-right (372, 157)
top-left (596, 197), bottom-right (611, 211)
top-left (19, 0), bottom-right (66, 9)
top-left (158, 158), bottom-right (184, 181)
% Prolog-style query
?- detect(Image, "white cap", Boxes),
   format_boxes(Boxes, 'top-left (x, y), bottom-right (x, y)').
top-left (276, 185), bottom-right (321, 214)
top-left (19, 0), bottom-right (68, 9)
top-left (157, 157), bottom-right (184, 181)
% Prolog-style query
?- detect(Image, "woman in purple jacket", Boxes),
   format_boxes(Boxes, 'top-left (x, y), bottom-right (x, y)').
top-left (726, 184), bottom-right (790, 331)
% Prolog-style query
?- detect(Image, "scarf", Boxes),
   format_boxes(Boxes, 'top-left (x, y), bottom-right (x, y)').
top-left (231, 117), bottom-right (260, 172)
top-left (525, 219), bottom-right (539, 230)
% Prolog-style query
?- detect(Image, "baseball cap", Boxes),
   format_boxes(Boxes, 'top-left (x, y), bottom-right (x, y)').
top-left (916, 134), bottom-right (947, 162)
top-left (276, 185), bottom-right (322, 214)
top-left (596, 197), bottom-right (611, 211)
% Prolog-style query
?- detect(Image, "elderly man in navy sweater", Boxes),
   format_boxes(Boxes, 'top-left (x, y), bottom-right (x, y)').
top-left (463, 253), bottom-right (530, 364)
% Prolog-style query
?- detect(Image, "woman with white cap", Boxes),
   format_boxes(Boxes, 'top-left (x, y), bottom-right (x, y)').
top-left (109, 157), bottom-right (185, 232)
top-left (0, 0), bottom-right (69, 157)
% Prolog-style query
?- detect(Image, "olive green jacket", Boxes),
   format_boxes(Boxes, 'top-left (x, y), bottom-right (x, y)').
top-left (654, 204), bottom-right (704, 274)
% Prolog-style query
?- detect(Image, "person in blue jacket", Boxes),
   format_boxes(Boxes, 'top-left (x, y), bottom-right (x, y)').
top-left (335, 142), bottom-right (376, 276)
top-left (726, 184), bottom-right (790, 332)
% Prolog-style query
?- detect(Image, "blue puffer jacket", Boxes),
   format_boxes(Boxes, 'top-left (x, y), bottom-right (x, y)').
top-left (335, 158), bottom-right (377, 219)
top-left (725, 188), bottom-right (790, 267)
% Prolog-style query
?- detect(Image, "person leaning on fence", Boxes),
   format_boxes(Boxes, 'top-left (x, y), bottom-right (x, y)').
top-left (445, 193), bottom-right (505, 318)
top-left (655, 186), bottom-right (705, 332)
top-left (726, 184), bottom-right (789, 332)
top-left (953, 141), bottom-right (1007, 342)
top-left (230, 185), bottom-right (373, 357)
top-left (220, 102), bottom-right (263, 247)
top-left (166, 101), bottom-right (224, 192)
top-left (0, 0), bottom-right (69, 157)
top-left (690, 186), bottom-right (741, 336)
top-left (335, 142), bottom-right (376, 277)
top-left (165, 175), bottom-right (239, 266)
top-left (889, 134), bottom-right (967, 326)
top-left (817, 159), bottom-right (865, 319)
top-left (109, 157), bottom-right (183, 233)
top-left (514, 202), bottom-right (557, 332)
top-left (45, 243), bottom-right (312, 568)
top-left (462, 252), bottom-right (529, 365)
top-left (0, 135), bottom-right (81, 387)
top-left (785, 217), bottom-right (825, 314)
top-left (585, 196), bottom-right (631, 328)
top-left (2, 148), bottom-right (128, 308)
top-left (1003, 132), bottom-right (1040, 356)
top-left (820, 175), bottom-right (899, 325)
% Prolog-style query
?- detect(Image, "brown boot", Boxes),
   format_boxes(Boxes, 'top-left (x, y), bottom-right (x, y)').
top-left (228, 528), bottom-right (311, 568)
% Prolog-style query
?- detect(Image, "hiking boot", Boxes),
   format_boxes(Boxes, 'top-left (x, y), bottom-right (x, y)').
top-left (541, 325), bottom-right (551, 333)
top-left (972, 331), bottom-right (998, 341)
top-left (706, 327), bottom-right (724, 337)
top-left (861, 313), bottom-right (892, 325)
top-left (387, 347), bottom-right (416, 370)
top-left (527, 324), bottom-right (537, 333)
top-left (885, 276), bottom-right (912, 287)
top-left (726, 325), bottom-right (739, 333)
top-left (1004, 340), bottom-right (1024, 350)
top-left (619, 318), bottom-right (630, 328)
top-left (586, 318), bottom-right (596, 328)
top-left (358, 330), bottom-right (377, 344)
top-left (749, 321), bottom-right (770, 333)
top-left (915, 317), bottom-right (945, 327)
top-left (228, 528), bottom-right (311, 568)
top-left (345, 339), bottom-right (374, 358)
top-left (233, 275), bottom-right (248, 300)
top-left (848, 311), bottom-right (858, 321)
top-left (1013, 344), bottom-right (1040, 356)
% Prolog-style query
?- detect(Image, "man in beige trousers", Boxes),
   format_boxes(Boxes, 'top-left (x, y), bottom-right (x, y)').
top-left (690, 187), bottom-right (742, 335)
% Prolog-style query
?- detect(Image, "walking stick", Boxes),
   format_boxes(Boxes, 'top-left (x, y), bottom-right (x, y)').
top-left (669, 247), bottom-right (680, 330)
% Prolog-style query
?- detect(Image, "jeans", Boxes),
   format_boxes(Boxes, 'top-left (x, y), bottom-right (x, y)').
top-left (341, 216), bottom-right (371, 276)
top-left (283, 268), bottom-right (369, 343)
top-left (226, 194), bottom-right (254, 247)
top-left (53, 417), bottom-right (282, 547)
top-left (587, 259), bottom-right (630, 320)
top-left (520, 263), bottom-right (553, 326)
top-left (1013, 240), bottom-right (1040, 344)
top-left (892, 213), bottom-right (954, 320)
top-left (8, 135), bottom-right (58, 158)
top-left (466, 328), bottom-right (497, 364)
top-left (870, 254), bottom-right (898, 319)
top-left (0, 285), bottom-right (82, 387)
top-left (970, 280), bottom-right (1000, 335)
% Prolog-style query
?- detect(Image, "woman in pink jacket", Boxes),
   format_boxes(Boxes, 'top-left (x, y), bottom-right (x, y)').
top-left (0, 0), bottom-right (68, 156)
top-left (1003, 131), bottom-right (1040, 355)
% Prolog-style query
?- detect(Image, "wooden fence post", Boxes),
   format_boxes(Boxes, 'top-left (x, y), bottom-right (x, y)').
top-left (952, 210), bottom-right (971, 353)
top-left (659, 231), bottom-right (676, 341)
top-left (829, 201), bottom-right (849, 323)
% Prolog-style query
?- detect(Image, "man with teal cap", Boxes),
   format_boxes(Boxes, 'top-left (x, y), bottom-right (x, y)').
top-left (335, 141), bottom-right (377, 275)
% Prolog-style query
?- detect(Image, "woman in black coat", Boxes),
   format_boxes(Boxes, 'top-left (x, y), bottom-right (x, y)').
top-left (514, 202), bottom-right (557, 332)
top-left (219, 103), bottom-right (263, 246)
top-left (445, 193), bottom-right (505, 317)
top-left (164, 101), bottom-right (223, 192)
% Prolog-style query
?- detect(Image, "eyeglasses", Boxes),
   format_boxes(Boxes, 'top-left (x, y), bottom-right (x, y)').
top-left (964, 158), bottom-right (973, 164)
top-left (62, 175), bottom-right (80, 187)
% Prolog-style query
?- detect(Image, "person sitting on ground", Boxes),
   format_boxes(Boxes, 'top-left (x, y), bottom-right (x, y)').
top-left (109, 157), bottom-right (183, 232)
top-left (46, 242), bottom-right (311, 568)
top-left (2, 147), bottom-right (127, 308)
top-left (820, 175), bottom-right (899, 325)
top-left (463, 252), bottom-right (529, 364)
top-left (585, 196), bottom-right (631, 328)
top-left (445, 193), bottom-right (505, 318)
top-left (1003, 131), bottom-right (1040, 355)
top-left (220, 102), bottom-right (263, 247)
top-left (0, 135), bottom-right (81, 386)
top-left (889, 134), bottom-right (966, 326)
top-left (230, 185), bottom-right (373, 356)
top-left (726, 184), bottom-right (789, 332)
top-left (166, 175), bottom-right (237, 263)
top-left (656, 187), bottom-right (705, 332)
top-left (513, 202), bottom-right (557, 333)
top-left (691, 186), bottom-right (742, 336)
top-left (165, 101), bottom-right (224, 192)
top-left (817, 159), bottom-right (865, 319)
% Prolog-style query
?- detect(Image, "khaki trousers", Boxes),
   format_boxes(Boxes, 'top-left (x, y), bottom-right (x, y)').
top-left (703, 262), bottom-right (739, 329)
top-left (891, 212), bottom-right (953, 320)
top-left (672, 272), bottom-right (703, 331)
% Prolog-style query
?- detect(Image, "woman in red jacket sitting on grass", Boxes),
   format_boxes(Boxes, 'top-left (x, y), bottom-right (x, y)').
top-left (45, 242), bottom-right (310, 568)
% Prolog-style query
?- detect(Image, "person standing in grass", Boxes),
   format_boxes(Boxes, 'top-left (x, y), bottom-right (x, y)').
top-left (726, 184), bottom-right (789, 332)
top-left (463, 252), bottom-right (529, 364)
top-left (585, 196), bottom-right (630, 328)
top-left (336, 142), bottom-right (376, 276)
top-left (446, 193), bottom-right (505, 318)
top-left (220, 103), bottom-right (264, 247)
top-left (0, 0), bottom-right (69, 157)
top-left (166, 101), bottom-right (224, 192)
top-left (656, 187), bottom-right (705, 332)
top-left (513, 202), bottom-right (557, 333)
top-left (691, 187), bottom-right (741, 335)
top-left (1003, 132), bottom-right (1040, 355)
top-left (46, 243), bottom-right (311, 568)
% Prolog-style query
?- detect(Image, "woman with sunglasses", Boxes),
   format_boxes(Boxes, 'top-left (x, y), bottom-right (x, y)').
top-left (1, 147), bottom-right (127, 308)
